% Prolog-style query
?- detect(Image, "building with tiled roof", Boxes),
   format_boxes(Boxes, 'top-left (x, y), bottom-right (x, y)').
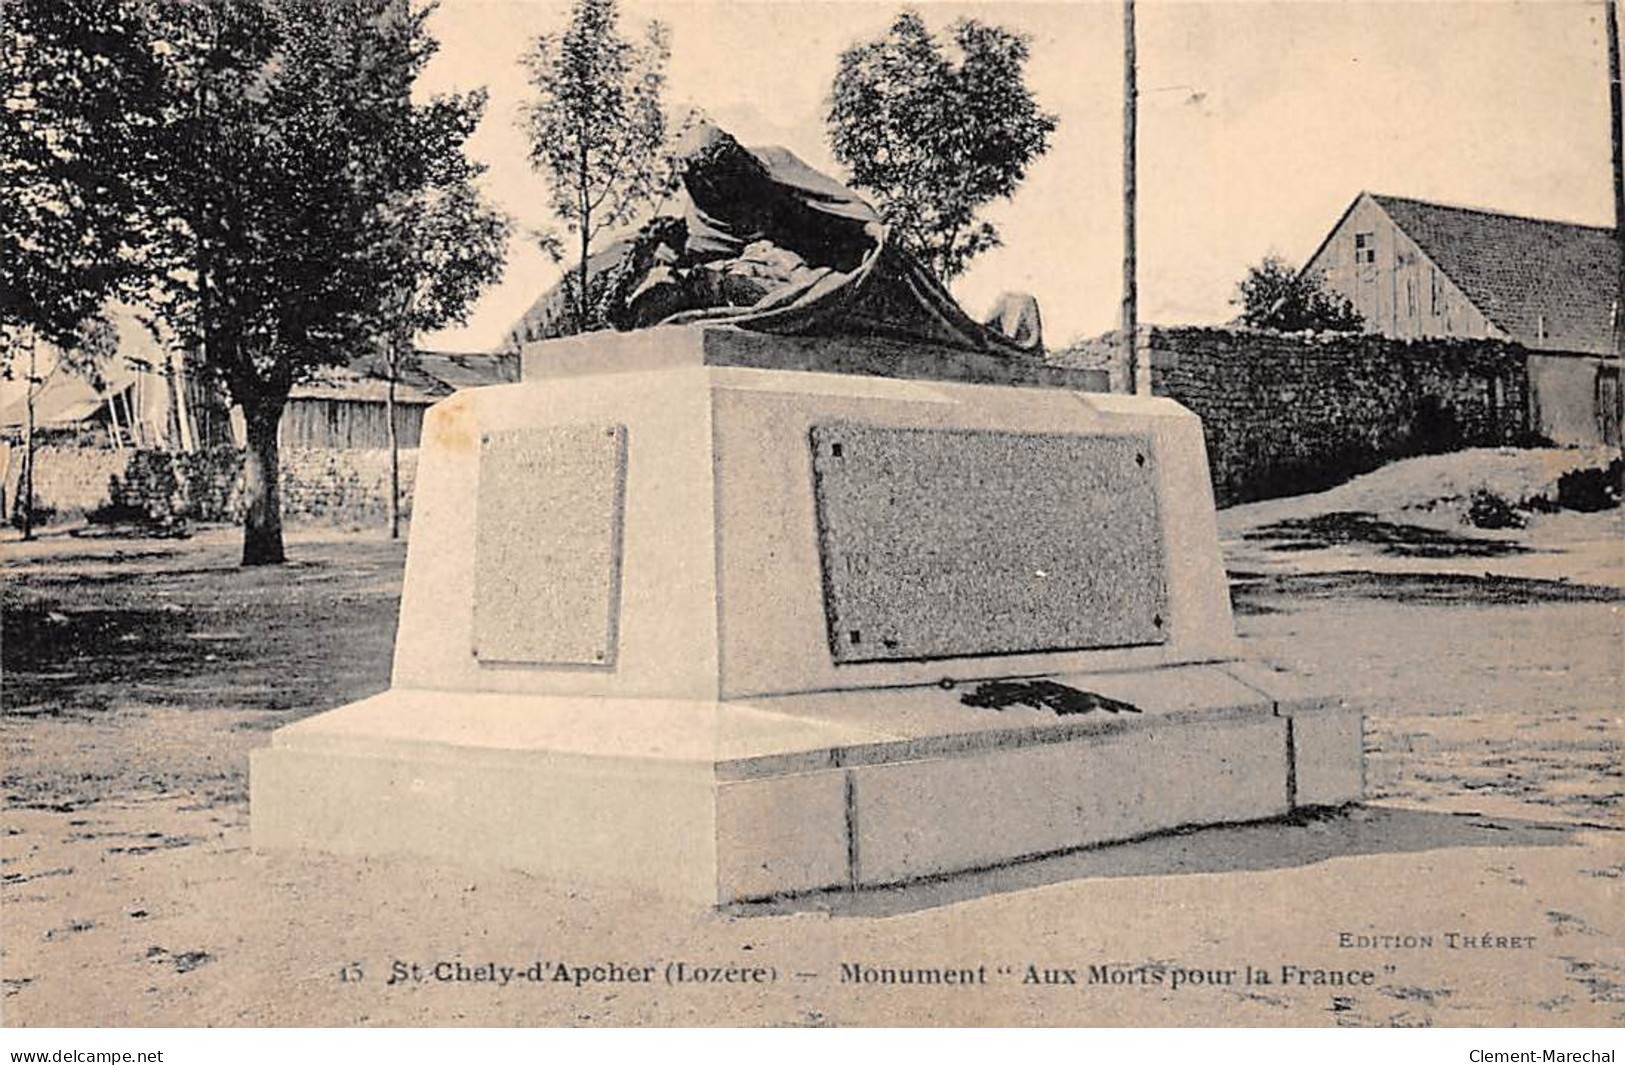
top-left (282, 348), bottom-right (517, 449)
top-left (1304, 192), bottom-right (1621, 445)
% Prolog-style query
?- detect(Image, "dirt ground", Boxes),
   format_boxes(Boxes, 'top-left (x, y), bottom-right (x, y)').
top-left (2, 455), bottom-right (1621, 1027)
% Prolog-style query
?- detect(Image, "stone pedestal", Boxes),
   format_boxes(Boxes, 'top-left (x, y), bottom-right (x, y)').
top-left (250, 326), bottom-right (1363, 905)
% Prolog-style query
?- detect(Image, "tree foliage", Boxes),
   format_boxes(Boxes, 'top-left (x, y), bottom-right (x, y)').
top-left (4, 0), bottom-right (509, 562)
top-left (1, 0), bottom-right (170, 539)
top-left (134, 0), bottom-right (450, 562)
top-left (826, 10), bottom-right (1057, 284)
top-left (360, 82), bottom-right (511, 539)
top-left (145, 0), bottom-right (410, 401)
top-left (368, 91), bottom-right (510, 350)
top-left (1235, 255), bottom-right (1365, 333)
top-left (341, 11), bottom-right (510, 357)
top-left (520, 0), bottom-right (671, 332)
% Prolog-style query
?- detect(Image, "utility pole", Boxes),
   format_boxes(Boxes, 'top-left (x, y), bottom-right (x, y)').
top-left (1122, 0), bottom-right (1139, 390)
top-left (1606, 0), bottom-right (1622, 357)
top-left (20, 329), bottom-right (38, 541)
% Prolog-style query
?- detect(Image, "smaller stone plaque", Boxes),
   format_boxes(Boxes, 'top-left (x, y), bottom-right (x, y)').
top-left (473, 424), bottom-right (627, 666)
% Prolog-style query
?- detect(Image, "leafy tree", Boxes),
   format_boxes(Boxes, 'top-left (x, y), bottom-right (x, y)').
top-left (827, 10), bottom-right (1057, 284)
top-left (135, 0), bottom-right (382, 563)
top-left (520, 0), bottom-right (671, 333)
top-left (1, 0), bottom-right (167, 537)
top-left (1234, 255), bottom-right (1365, 333)
top-left (0, 0), bottom-right (166, 350)
top-left (361, 89), bottom-right (511, 540)
top-left (4, 0), bottom-right (503, 558)
top-left (0, 314), bottom-right (122, 539)
top-left (134, 0), bottom-right (501, 564)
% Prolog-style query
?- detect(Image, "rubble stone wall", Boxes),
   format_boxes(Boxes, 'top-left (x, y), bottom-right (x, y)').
top-left (1052, 327), bottom-right (1534, 506)
top-left (12, 445), bottom-right (419, 528)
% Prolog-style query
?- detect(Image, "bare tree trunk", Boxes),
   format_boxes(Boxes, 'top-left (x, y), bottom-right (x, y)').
top-left (240, 400), bottom-right (286, 566)
top-left (578, 211), bottom-right (591, 332)
top-left (189, 72), bottom-right (208, 455)
top-left (20, 329), bottom-right (37, 541)
top-left (386, 338), bottom-right (401, 541)
top-left (132, 378), bottom-right (146, 447)
top-left (163, 355), bottom-right (184, 449)
top-left (173, 348), bottom-right (197, 452)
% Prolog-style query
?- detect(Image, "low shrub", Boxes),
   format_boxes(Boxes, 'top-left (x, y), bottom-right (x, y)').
top-left (1466, 488), bottom-right (1525, 529)
top-left (1555, 457), bottom-right (1624, 513)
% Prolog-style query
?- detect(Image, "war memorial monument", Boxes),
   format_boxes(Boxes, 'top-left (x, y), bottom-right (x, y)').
top-left (251, 126), bottom-right (1364, 905)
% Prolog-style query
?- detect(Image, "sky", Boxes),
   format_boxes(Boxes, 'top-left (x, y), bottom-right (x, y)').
top-left (418, 0), bottom-right (1621, 352)
top-left (6, 0), bottom-right (1615, 414)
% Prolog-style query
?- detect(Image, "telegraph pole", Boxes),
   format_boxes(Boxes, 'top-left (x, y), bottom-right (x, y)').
top-left (1123, 0), bottom-right (1139, 388)
top-left (1606, 0), bottom-right (1622, 357)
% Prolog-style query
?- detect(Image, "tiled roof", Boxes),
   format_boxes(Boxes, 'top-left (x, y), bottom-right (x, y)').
top-left (414, 350), bottom-right (519, 391)
top-left (1371, 194), bottom-right (1620, 356)
top-left (291, 349), bottom-right (518, 403)
top-left (287, 367), bottom-right (440, 405)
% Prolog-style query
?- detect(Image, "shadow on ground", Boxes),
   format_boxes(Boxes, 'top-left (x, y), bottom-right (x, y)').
top-left (1243, 511), bottom-right (1528, 558)
top-left (2, 533), bottom-right (402, 717)
top-left (1229, 569), bottom-right (1624, 614)
top-left (730, 805), bottom-right (1591, 918)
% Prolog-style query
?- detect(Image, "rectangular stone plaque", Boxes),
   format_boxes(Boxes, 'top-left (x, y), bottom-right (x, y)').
top-left (809, 425), bottom-right (1168, 663)
top-left (473, 424), bottom-right (627, 666)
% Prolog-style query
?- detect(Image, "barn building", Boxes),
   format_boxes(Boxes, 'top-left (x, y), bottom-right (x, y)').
top-left (280, 349), bottom-right (518, 449)
top-left (1303, 192), bottom-right (1621, 446)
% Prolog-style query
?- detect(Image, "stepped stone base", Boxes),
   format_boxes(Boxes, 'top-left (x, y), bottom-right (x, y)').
top-left (250, 328), bottom-right (1365, 907)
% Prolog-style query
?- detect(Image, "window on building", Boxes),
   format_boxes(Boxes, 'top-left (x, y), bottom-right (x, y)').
top-left (1354, 231), bottom-right (1376, 264)
top-left (1430, 268), bottom-right (1440, 315)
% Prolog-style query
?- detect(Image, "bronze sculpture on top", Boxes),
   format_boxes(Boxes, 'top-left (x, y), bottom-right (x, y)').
top-left (523, 122), bottom-right (1044, 356)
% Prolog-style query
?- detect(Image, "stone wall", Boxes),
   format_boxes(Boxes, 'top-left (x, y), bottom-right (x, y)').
top-left (1051, 331), bottom-right (1137, 394)
top-left (111, 447), bottom-right (247, 524)
top-left (11, 445), bottom-right (419, 528)
top-left (7, 446), bottom-right (128, 522)
top-left (279, 447), bottom-right (419, 525)
top-left (1056, 327), bottom-right (1533, 506)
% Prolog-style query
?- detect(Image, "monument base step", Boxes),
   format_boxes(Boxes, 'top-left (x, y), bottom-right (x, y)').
top-left (249, 663), bottom-right (1362, 906)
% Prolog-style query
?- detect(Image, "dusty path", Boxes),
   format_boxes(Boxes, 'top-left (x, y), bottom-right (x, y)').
top-left (4, 797), bottom-right (1621, 1026)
